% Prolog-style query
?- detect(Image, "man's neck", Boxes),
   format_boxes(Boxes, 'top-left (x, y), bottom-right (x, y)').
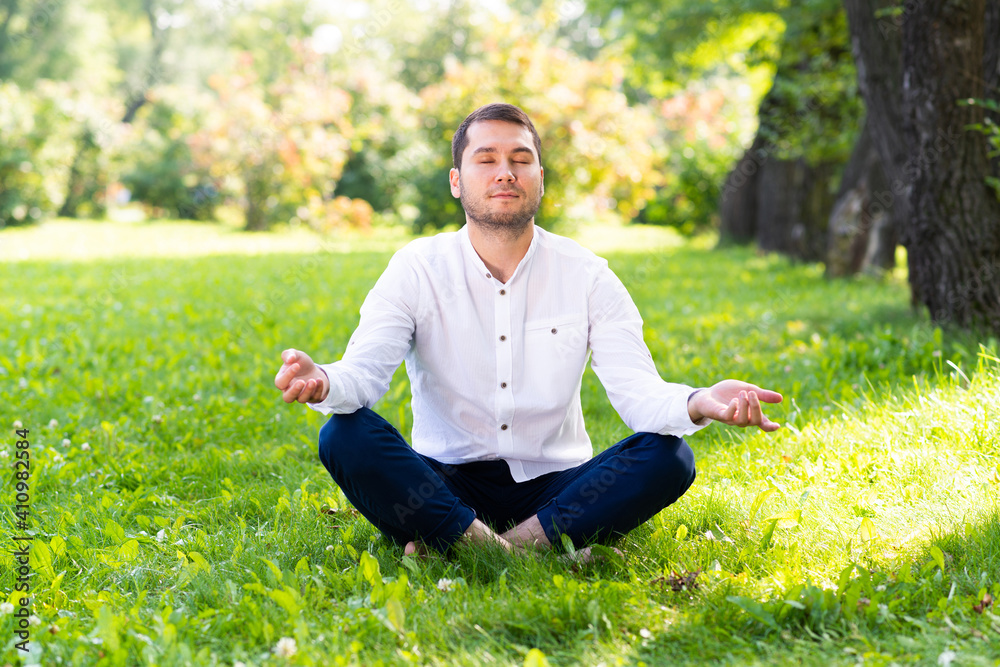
top-left (467, 220), bottom-right (535, 284)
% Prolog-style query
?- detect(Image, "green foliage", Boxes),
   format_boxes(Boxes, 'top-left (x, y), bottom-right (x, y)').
top-left (118, 89), bottom-right (218, 220)
top-left (1, 223), bottom-right (999, 664)
top-left (0, 81), bottom-right (111, 227)
top-left (961, 97), bottom-right (1000, 200)
top-left (414, 8), bottom-right (663, 232)
top-left (587, 0), bottom-right (864, 166)
top-left (188, 49), bottom-right (355, 231)
top-left (756, 2), bottom-right (863, 165)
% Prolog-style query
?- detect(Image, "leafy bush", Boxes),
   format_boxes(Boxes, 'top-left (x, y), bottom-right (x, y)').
top-left (0, 82), bottom-right (78, 227)
top-left (118, 88), bottom-right (219, 221)
top-left (188, 48), bottom-right (354, 231)
top-left (414, 11), bottom-right (663, 232)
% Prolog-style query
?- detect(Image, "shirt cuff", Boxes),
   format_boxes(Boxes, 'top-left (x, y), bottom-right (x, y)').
top-left (306, 364), bottom-right (340, 415)
top-left (663, 387), bottom-right (711, 436)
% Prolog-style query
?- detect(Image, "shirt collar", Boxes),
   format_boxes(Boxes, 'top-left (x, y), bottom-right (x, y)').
top-left (459, 223), bottom-right (541, 284)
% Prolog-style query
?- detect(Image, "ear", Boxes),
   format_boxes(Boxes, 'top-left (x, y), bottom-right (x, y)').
top-left (449, 168), bottom-right (461, 198)
top-left (540, 166), bottom-right (544, 196)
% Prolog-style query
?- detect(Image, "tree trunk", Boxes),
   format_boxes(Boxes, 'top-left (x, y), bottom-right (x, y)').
top-left (243, 172), bottom-right (271, 231)
top-left (842, 0), bottom-right (909, 277)
top-left (755, 156), bottom-right (838, 262)
top-left (718, 135), bottom-right (766, 245)
top-left (984, 1), bottom-right (1000, 180)
top-left (57, 129), bottom-right (106, 218)
top-left (826, 117), bottom-right (897, 276)
top-left (902, 0), bottom-right (1000, 331)
top-left (121, 1), bottom-right (168, 123)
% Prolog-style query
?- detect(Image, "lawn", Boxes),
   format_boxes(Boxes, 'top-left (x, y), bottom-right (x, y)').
top-left (1, 220), bottom-right (999, 666)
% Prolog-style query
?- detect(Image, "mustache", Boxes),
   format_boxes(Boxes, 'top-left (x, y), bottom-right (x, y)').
top-left (487, 185), bottom-right (525, 196)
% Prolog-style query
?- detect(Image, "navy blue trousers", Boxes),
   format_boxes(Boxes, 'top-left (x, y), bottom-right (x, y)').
top-left (318, 407), bottom-right (696, 553)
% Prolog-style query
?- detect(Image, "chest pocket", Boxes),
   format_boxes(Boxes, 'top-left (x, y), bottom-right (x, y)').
top-left (520, 315), bottom-right (589, 406)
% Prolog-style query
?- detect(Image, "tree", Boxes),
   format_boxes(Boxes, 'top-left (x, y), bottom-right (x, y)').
top-left (716, 1), bottom-right (864, 263)
top-left (845, 0), bottom-right (1000, 332)
top-left (901, 0), bottom-right (1000, 331)
top-left (587, 0), bottom-right (866, 263)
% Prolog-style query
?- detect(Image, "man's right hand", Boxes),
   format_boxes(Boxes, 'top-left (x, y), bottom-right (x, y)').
top-left (275, 349), bottom-right (330, 404)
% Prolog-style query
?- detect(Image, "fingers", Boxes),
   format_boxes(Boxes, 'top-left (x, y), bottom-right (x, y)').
top-left (746, 391), bottom-right (763, 426)
top-left (756, 388), bottom-right (783, 404)
top-left (281, 377), bottom-right (322, 404)
top-left (736, 391), bottom-right (782, 431)
top-left (274, 361), bottom-right (301, 390)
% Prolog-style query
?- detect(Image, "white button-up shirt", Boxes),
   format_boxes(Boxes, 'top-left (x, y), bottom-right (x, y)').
top-left (309, 224), bottom-right (708, 482)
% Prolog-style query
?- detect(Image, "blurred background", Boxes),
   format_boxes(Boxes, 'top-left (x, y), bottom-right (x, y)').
top-left (1, 0), bottom-right (997, 293)
top-left (0, 0), bottom-right (853, 233)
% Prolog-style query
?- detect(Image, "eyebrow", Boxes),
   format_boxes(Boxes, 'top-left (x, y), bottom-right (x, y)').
top-left (470, 146), bottom-right (535, 159)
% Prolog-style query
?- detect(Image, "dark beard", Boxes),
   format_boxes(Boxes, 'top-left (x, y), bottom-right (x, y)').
top-left (459, 181), bottom-right (542, 238)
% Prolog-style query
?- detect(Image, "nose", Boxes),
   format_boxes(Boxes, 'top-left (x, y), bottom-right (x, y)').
top-left (494, 165), bottom-right (514, 182)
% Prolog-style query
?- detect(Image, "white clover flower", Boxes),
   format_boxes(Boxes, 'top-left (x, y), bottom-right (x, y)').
top-left (62, 438), bottom-right (71, 447)
top-left (143, 396), bottom-right (155, 403)
top-left (192, 393), bottom-right (202, 401)
top-left (28, 615), bottom-right (41, 626)
top-left (875, 584), bottom-right (887, 592)
top-left (274, 637), bottom-right (297, 657)
top-left (48, 418), bottom-right (58, 428)
top-left (152, 415), bottom-right (163, 424)
top-left (0, 450), bottom-right (8, 459)
top-left (437, 578), bottom-right (455, 592)
top-left (0, 602), bottom-right (14, 614)
top-left (233, 662), bottom-right (246, 667)
top-left (81, 443), bottom-right (91, 451)
top-left (938, 650), bottom-right (957, 667)
top-left (325, 545), bottom-right (334, 551)
top-left (274, 413), bottom-right (281, 422)
top-left (13, 420), bottom-right (22, 429)
top-left (19, 378), bottom-right (28, 389)
top-left (52, 454), bottom-right (64, 463)
top-left (639, 628), bottom-right (652, 639)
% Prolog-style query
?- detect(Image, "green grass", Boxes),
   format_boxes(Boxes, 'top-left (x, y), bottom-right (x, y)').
top-left (1, 222), bottom-right (999, 666)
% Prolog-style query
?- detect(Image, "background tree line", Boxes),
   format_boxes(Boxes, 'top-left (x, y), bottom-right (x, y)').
top-left (1, 0), bottom-right (998, 331)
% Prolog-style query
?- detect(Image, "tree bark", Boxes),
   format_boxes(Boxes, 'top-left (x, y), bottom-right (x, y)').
top-left (121, 0), bottom-right (168, 124)
top-left (842, 0), bottom-right (908, 273)
top-left (826, 117), bottom-right (897, 276)
top-left (902, 0), bottom-right (1000, 331)
top-left (718, 134), bottom-right (766, 245)
top-left (984, 0), bottom-right (1000, 180)
top-left (754, 157), bottom-right (838, 262)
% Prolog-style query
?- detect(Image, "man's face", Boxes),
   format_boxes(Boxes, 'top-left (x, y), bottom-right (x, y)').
top-left (449, 120), bottom-right (544, 234)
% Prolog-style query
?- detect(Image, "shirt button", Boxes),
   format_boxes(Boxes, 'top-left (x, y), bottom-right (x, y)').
top-left (501, 382), bottom-right (507, 388)
top-left (499, 289), bottom-right (506, 295)
top-left (486, 273), bottom-right (492, 279)
top-left (499, 335), bottom-right (506, 341)
top-left (551, 328), bottom-right (557, 334)
top-left (500, 424), bottom-right (508, 430)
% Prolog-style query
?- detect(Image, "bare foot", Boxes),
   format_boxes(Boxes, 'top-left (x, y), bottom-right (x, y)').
top-left (403, 540), bottom-right (431, 558)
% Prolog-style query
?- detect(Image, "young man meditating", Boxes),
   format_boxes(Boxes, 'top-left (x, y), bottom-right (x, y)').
top-left (274, 103), bottom-right (782, 559)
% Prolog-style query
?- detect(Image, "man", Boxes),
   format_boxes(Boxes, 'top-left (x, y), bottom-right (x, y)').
top-left (275, 103), bottom-right (781, 559)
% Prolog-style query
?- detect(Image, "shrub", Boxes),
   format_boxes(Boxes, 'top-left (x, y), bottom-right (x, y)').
top-left (188, 48), bottom-right (353, 231)
top-left (0, 81), bottom-right (78, 227)
top-left (118, 87), bottom-right (219, 221)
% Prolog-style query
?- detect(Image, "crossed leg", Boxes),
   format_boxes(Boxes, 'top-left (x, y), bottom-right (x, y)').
top-left (318, 408), bottom-right (696, 557)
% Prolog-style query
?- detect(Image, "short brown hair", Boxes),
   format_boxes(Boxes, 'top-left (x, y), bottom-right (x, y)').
top-left (451, 103), bottom-right (542, 171)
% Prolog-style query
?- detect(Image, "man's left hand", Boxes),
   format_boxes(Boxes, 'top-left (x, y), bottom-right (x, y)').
top-left (687, 380), bottom-right (783, 432)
